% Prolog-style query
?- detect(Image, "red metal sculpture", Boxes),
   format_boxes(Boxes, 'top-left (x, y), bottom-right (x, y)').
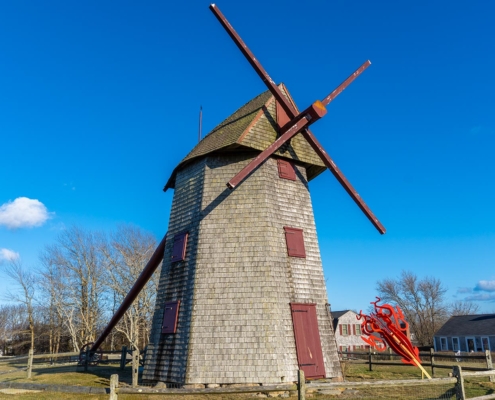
top-left (357, 297), bottom-right (431, 379)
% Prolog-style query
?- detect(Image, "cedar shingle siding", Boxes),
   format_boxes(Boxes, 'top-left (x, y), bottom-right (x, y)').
top-left (144, 88), bottom-right (341, 385)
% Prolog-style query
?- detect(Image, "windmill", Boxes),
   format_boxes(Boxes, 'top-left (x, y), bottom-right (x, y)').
top-left (90, 3), bottom-right (385, 386)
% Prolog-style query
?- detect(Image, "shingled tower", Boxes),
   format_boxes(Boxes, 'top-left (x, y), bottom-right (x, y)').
top-left (143, 86), bottom-right (341, 384)
top-left (139, 3), bottom-right (385, 386)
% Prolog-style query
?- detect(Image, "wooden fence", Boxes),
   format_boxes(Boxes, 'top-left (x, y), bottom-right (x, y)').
top-left (108, 367), bottom-right (495, 399)
top-left (339, 349), bottom-right (494, 378)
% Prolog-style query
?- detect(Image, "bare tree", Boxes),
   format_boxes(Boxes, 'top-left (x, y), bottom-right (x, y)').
top-left (0, 304), bottom-right (27, 355)
top-left (40, 226), bottom-right (106, 351)
top-left (376, 271), bottom-right (449, 347)
top-left (449, 300), bottom-right (480, 316)
top-left (2, 260), bottom-right (36, 378)
top-left (100, 225), bottom-right (158, 353)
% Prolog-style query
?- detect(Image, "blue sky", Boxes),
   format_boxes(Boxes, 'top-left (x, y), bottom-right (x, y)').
top-left (1, 1), bottom-right (494, 313)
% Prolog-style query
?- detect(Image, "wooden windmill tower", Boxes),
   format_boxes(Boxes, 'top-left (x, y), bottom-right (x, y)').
top-left (139, 5), bottom-right (385, 386)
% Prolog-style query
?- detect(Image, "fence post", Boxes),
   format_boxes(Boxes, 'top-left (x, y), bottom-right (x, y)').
top-left (486, 349), bottom-right (495, 383)
top-left (368, 348), bottom-right (373, 371)
top-left (298, 369), bottom-right (305, 400)
top-left (430, 348), bottom-right (435, 377)
top-left (109, 374), bottom-right (119, 400)
top-left (84, 348), bottom-right (89, 372)
top-left (132, 348), bottom-right (139, 387)
top-left (120, 346), bottom-right (127, 371)
top-left (27, 348), bottom-right (34, 379)
top-left (388, 347), bottom-right (392, 361)
top-left (452, 365), bottom-right (466, 400)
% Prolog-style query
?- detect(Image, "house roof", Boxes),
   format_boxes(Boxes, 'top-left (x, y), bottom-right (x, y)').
top-left (164, 84), bottom-right (326, 191)
top-left (331, 310), bottom-right (353, 320)
top-left (435, 314), bottom-right (495, 337)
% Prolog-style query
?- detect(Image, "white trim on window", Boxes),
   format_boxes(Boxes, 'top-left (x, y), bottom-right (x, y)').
top-left (440, 337), bottom-right (448, 351)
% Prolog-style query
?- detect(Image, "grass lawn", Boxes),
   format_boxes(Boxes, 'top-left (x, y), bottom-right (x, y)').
top-left (0, 360), bottom-right (494, 399)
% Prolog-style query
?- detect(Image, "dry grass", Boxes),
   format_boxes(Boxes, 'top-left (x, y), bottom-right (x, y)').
top-left (0, 360), bottom-right (494, 399)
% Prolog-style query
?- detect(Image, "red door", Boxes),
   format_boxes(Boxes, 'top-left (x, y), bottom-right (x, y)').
top-left (290, 303), bottom-right (326, 379)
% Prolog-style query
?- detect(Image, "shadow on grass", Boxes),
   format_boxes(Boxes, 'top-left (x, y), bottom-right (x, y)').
top-left (1, 363), bottom-right (138, 388)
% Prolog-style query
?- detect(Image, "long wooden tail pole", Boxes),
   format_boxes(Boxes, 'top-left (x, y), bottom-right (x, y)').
top-left (90, 234), bottom-right (167, 353)
top-left (210, 4), bottom-right (385, 235)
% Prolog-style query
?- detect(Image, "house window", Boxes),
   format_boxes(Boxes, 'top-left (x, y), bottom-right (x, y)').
top-left (284, 227), bottom-right (306, 258)
top-left (171, 232), bottom-right (188, 262)
top-left (440, 337), bottom-right (448, 351)
top-left (466, 337), bottom-right (475, 352)
top-left (277, 159), bottom-right (296, 181)
top-left (340, 324), bottom-right (351, 336)
top-left (161, 300), bottom-right (180, 334)
top-left (355, 324), bottom-right (362, 335)
top-left (452, 337), bottom-right (460, 352)
top-left (482, 337), bottom-right (490, 352)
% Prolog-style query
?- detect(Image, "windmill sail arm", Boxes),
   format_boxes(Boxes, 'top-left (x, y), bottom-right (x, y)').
top-left (301, 129), bottom-right (386, 234)
top-left (227, 101), bottom-right (326, 189)
top-left (209, 4), bottom-right (297, 119)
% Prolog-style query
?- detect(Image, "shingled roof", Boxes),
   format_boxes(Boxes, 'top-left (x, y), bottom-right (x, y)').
top-left (435, 314), bottom-right (495, 336)
top-left (164, 84), bottom-right (326, 191)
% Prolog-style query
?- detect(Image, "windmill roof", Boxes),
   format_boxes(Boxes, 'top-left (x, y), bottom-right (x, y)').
top-left (434, 314), bottom-right (495, 337)
top-left (164, 84), bottom-right (326, 191)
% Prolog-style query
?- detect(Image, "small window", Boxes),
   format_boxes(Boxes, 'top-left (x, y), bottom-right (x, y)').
top-left (440, 337), bottom-right (448, 351)
top-left (452, 337), bottom-right (460, 352)
top-left (284, 227), bottom-right (306, 258)
top-left (162, 300), bottom-right (180, 334)
top-left (171, 232), bottom-right (188, 262)
top-left (340, 324), bottom-right (350, 336)
top-left (277, 159), bottom-right (296, 181)
top-left (355, 324), bottom-right (362, 335)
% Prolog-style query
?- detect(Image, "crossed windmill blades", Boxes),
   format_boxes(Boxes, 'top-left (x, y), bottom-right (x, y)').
top-left (210, 4), bottom-right (386, 235)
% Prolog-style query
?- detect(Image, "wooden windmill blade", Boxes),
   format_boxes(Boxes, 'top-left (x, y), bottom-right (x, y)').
top-left (210, 4), bottom-right (386, 234)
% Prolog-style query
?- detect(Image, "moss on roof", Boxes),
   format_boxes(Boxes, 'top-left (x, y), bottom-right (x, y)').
top-left (164, 85), bottom-right (326, 191)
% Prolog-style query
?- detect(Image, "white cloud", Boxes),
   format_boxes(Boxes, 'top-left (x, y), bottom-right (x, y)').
top-left (0, 197), bottom-right (52, 229)
top-left (457, 287), bottom-right (473, 294)
top-left (0, 248), bottom-right (20, 262)
top-left (465, 293), bottom-right (495, 302)
top-left (475, 280), bottom-right (495, 292)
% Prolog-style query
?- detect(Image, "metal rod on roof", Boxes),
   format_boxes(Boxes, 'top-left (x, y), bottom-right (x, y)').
top-left (198, 106), bottom-right (202, 143)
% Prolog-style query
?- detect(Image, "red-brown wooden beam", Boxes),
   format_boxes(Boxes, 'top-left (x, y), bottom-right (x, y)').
top-left (90, 234), bottom-right (167, 352)
top-left (322, 60), bottom-right (371, 106)
top-left (227, 101), bottom-right (327, 189)
top-left (209, 4), bottom-right (298, 119)
top-left (227, 61), bottom-right (373, 189)
top-left (211, 4), bottom-right (385, 234)
top-left (301, 129), bottom-right (386, 234)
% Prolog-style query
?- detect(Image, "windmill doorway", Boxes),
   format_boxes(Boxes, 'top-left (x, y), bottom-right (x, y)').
top-left (290, 303), bottom-right (326, 379)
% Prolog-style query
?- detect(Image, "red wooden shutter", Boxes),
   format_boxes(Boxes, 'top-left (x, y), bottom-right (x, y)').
top-left (353, 324), bottom-right (356, 335)
top-left (276, 100), bottom-right (290, 130)
top-left (171, 232), bottom-right (188, 262)
top-left (161, 300), bottom-right (180, 334)
top-left (290, 303), bottom-right (326, 379)
top-left (277, 159), bottom-right (296, 181)
top-left (284, 227), bottom-right (306, 258)
top-left (339, 325), bottom-right (342, 335)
